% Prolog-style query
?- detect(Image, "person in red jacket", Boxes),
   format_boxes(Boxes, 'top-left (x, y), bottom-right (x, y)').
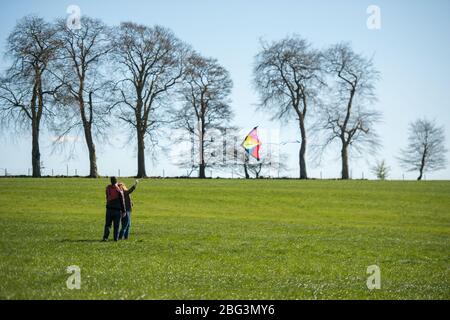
top-left (102, 176), bottom-right (125, 241)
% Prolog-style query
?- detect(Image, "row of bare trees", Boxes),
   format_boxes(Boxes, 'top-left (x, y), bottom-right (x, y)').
top-left (253, 36), bottom-right (382, 180)
top-left (0, 15), bottom-right (234, 178)
top-left (252, 36), bottom-right (447, 180)
top-left (0, 17), bottom-right (447, 179)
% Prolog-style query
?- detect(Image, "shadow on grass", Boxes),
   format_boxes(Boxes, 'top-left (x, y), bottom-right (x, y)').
top-left (58, 239), bottom-right (104, 243)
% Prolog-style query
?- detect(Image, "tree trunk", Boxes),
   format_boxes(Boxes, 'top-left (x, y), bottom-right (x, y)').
top-left (298, 119), bottom-right (307, 179)
top-left (199, 163), bottom-right (206, 179)
top-left (243, 164), bottom-right (249, 179)
top-left (83, 93), bottom-right (99, 178)
top-left (198, 117), bottom-right (206, 179)
top-left (340, 89), bottom-right (354, 180)
top-left (77, 86), bottom-right (99, 178)
top-left (137, 129), bottom-right (147, 178)
top-left (299, 138), bottom-right (307, 179)
top-left (83, 126), bottom-right (98, 178)
top-left (31, 77), bottom-right (42, 178)
top-left (243, 153), bottom-right (250, 179)
top-left (31, 120), bottom-right (41, 177)
top-left (341, 143), bottom-right (350, 180)
top-left (198, 138), bottom-right (206, 178)
top-left (255, 163), bottom-right (262, 179)
top-left (417, 147), bottom-right (427, 181)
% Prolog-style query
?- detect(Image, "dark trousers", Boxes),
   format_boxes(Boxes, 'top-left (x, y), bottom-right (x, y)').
top-left (119, 210), bottom-right (131, 240)
top-left (103, 208), bottom-right (121, 241)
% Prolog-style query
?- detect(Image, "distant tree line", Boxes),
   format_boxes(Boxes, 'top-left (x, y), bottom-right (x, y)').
top-left (0, 15), bottom-right (447, 180)
top-left (253, 35), bottom-right (447, 180)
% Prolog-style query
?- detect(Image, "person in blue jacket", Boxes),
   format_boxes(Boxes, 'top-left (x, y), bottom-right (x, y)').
top-left (118, 179), bottom-right (139, 240)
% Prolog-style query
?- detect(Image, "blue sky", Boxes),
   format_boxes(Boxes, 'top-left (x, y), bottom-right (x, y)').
top-left (0, 0), bottom-right (449, 179)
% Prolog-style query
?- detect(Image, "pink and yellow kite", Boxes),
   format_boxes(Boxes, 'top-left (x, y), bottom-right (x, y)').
top-left (242, 126), bottom-right (261, 161)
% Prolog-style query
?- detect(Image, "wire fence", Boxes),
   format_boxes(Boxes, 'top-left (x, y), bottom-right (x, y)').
top-left (0, 167), bottom-right (422, 180)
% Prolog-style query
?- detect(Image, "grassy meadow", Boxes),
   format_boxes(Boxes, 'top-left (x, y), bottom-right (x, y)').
top-left (0, 178), bottom-right (449, 299)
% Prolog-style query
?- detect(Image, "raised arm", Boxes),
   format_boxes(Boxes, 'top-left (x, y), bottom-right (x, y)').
top-left (128, 180), bottom-right (139, 194)
top-left (128, 185), bottom-right (136, 194)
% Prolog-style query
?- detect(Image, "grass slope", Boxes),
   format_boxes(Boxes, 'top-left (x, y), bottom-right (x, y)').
top-left (0, 178), bottom-right (449, 299)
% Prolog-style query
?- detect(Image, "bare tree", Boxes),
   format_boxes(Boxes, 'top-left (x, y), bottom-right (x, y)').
top-left (0, 16), bottom-right (59, 177)
top-left (112, 22), bottom-right (188, 178)
top-left (216, 128), bottom-right (289, 179)
top-left (371, 159), bottom-right (390, 180)
top-left (174, 52), bottom-right (233, 178)
top-left (170, 127), bottom-right (234, 178)
top-left (398, 119), bottom-right (447, 180)
top-left (253, 36), bottom-right (323, 179)
top-left (51, 17), bottom-right (113, 177)
top-left (244, 153), bottom-right (289, 179)
top-left (317, 43), bottom-right (381, 179)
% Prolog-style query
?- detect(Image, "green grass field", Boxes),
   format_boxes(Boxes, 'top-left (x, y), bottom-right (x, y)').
top-left (0, 178), bottom-right (449, 299)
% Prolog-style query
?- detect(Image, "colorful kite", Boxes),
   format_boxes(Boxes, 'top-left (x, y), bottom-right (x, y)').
top-left (242, 126), bottom-right (261, 161)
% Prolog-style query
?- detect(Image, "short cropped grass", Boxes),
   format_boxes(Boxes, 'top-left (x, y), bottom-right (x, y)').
top-left (0, 178), bottom-right (449, 299)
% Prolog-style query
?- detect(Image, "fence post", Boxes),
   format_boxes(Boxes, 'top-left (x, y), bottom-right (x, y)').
top-left (52, 169), bottom-right (54, 176)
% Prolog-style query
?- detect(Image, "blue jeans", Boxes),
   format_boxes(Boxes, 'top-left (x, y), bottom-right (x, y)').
top-left (119, 210), bottom-right (131, 240)
top-left (103, 208), bottom-right (121, 241)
